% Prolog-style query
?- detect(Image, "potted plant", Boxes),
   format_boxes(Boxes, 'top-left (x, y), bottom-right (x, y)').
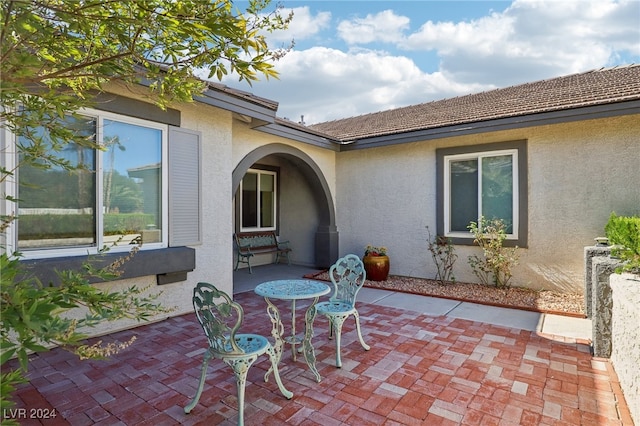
top-left (363, 245), bottom-right (390, 281)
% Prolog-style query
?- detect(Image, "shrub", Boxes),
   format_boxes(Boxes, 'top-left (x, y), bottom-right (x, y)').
top-left (605, 212), bottom-right (640, 274)
top-left (467, 217), bottom-right (519, 288)
top-left (426, 227), bottom-right (457, 285)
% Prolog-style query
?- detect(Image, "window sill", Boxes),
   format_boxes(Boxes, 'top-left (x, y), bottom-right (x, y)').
top-left (19, 247), bottom-right (195, 286)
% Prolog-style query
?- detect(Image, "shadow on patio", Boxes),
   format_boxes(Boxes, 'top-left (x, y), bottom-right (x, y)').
top-left (6, 265), bottom-right (633, 425)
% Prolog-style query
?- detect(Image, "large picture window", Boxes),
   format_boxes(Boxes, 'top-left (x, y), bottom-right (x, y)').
top-left (240, 168), bottom-right (277, 231)
top-left (13, 109), bottom-right (167, 256)
top-left (437, 141), bottom-right (527, 246)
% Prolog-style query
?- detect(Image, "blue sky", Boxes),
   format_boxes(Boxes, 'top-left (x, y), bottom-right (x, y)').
top-left (217, 0), bottom-right (640, 124)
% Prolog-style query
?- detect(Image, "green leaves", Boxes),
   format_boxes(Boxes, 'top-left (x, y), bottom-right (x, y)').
top-left (468, 217), bottom-right (520, 288)
top-left (605, 212), bottom-right (640, 274)
top-left (2, 0), bottom-right (292, 158)
top-left (1, 368), bottom-right (28, 426)
top-left (0, 250), bottom-right (171, 411)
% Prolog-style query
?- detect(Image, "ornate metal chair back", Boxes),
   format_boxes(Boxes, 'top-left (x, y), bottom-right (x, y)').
top-left (328, 254), bottom-right (366, 305)
top-left (192, 282), bottom-right (244, 355)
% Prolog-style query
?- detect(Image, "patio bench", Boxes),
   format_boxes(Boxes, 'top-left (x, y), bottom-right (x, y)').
top-left (234, 231), bottom-right (292, 273)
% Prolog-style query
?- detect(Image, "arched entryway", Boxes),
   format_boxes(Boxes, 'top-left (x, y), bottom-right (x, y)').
top-left (232, 143), bottom-right (338, 269)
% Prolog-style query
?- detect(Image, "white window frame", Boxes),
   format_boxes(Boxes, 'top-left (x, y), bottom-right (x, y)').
top-left (239, 168), bottom-right (277, 232)
top-left (4, 108), bottom-right (169, 259)
top-left (443, 149), bottom-right (519, 240)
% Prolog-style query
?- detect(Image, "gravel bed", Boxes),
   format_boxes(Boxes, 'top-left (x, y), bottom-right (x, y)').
top-left (310, 273), bottom-right (585, 317)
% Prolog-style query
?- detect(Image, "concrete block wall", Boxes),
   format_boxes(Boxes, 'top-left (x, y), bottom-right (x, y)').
top-left (590, 256), bottom-right (619, 357)
top-left (610, 273), bottom-right (640, 425)
top-left (584, 245), bottom-right (612, 318)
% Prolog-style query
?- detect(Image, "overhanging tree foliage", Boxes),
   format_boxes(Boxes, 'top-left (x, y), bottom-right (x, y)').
top-left (2, 0), bottom-right (292, 160)
top-left (1, 1), bottom-right (292, 421)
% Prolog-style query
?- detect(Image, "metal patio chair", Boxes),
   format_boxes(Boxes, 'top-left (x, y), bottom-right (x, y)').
top-left (184, 282), bottom-right (293, 426)
top-left (315, 254), bottom-right (371, 367)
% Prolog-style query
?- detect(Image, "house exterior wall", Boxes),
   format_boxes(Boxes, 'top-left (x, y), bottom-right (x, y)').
top-left (279, 156), bottom-right (323, 267)
top-left (230, 123), bottom-right (337, 268)
top-left (58, 93), bottom-right (237, 336)
top-left (231, 122), bottom-right (337, 185)
top-left (11, 81), bottom-right (339, 337)
top-left (74, 98), bottom-right (338, 336)
top-left (335, 114), bottom-right (640, 293)
top-left (232, 153), bottom-right (321, 267)
top-left (8, 80), bottom-right (635, 339)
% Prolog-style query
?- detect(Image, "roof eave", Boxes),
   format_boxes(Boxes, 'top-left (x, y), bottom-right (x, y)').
top-left (193, 86), bottom-right (278, 124)
top-left (135, 70), bottom-right (279, 124)
top-left (256, 122), bottom-right (340, 151)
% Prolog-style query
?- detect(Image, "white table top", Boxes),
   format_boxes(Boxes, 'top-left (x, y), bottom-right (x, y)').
top-left (255, 279), bottom-right (330, 300)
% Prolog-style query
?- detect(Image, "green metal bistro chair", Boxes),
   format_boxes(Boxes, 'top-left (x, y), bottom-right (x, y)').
top-left (184, 282), bottom-right (293, 426)
top-left (315, 254), bottom-right (371, 368)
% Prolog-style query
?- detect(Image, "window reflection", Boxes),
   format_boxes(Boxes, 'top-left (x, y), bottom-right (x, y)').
top-left (18, 116), bottom-right (97, 249)
top-left (103, 120), bottom-right (162, 244)
top-left (16, 113), bottom-right (165, 251)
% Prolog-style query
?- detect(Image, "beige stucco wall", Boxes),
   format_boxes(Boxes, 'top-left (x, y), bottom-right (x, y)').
top-left (231, 123), bottom-right (337, 268)
top-left (231, 123), bottom-right (337, 192)
top-left (335, 114), bottom-right (640, 292)
top-left (232, 153), bottom-right (320, 267)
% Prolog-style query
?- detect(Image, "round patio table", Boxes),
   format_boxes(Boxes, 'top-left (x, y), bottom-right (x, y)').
top-left (255, 279), bottom-right (330, 382)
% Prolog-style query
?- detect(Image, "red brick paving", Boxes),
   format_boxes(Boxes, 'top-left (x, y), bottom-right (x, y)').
top-left (5, 291), bottom-right (633, 425)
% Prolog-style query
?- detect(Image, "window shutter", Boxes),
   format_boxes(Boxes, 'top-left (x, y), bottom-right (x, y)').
top-left (168, 126), bottom-right (202, 246)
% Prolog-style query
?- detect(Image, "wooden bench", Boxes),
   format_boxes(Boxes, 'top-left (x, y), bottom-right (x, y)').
top-left (234, 231), bottom-right (292, 273)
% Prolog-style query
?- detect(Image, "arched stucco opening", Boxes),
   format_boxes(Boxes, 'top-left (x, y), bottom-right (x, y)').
top-left (232, 143), bottom-right (338, 269)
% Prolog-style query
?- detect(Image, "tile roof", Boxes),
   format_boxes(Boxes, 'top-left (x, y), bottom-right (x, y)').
top-left (308, 64), bottom-right (640, 142)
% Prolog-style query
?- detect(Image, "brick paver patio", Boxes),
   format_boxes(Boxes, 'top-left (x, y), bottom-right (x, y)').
top-left (6, 290), bottom-right (633, 425)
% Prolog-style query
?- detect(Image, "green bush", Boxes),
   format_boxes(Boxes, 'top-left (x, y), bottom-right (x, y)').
top-left (605, 212), bottom-right (640, 274)
top-left (468, 217), bottom-right (519, 288)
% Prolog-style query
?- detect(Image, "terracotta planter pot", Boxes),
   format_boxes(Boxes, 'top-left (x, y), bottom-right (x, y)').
top-left (363, 255), bottom-right (390, 281)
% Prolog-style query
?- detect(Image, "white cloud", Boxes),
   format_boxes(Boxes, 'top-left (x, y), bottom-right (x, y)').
top-left (266, 6), bottom-right (332, 44)
top-left (403, 0), bottom-right (639, 84)
top-left (242, 47), bottom-right (487, 124)
top-left (404, 14), bottom-right (515, 55)
top-left (337, 9), bottom-right (410, 44)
